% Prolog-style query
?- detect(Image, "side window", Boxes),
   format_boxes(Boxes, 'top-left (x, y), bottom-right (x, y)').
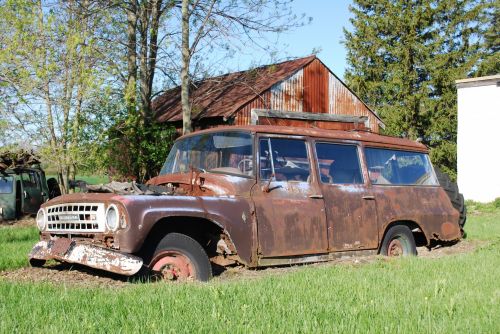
top-left (364, 147), bottom-right (438, 185)
top-left (315, 143), bottom-right (363, 184)
top-left (0, 176), bottom-right (14, 194)
top-left (259, 138), bottom-right (310, 182)
top-left (21, 172), bottom-right (40, 189)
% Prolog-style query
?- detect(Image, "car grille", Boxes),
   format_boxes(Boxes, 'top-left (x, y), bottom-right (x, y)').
top-left (46, 203), bottom-right (106, 233)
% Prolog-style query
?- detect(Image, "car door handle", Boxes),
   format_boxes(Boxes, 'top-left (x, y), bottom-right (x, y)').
top-left (362, 195), bottom-right (375, 200)
top-left (309, 194), bottom-right (324, 199)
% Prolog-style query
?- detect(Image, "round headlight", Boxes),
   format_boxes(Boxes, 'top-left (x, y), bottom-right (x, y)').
top-left (36, 209), bottom-right (46, 231)
top-left (105, 205), bottom-right (119, 231)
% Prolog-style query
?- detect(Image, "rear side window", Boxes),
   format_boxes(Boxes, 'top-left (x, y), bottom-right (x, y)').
top-left (0, 177), bottom-right (14, 193)
top-left (364, 148), bottom-right (438, 185)
top-left (315, 143), bottom-right (363, 184)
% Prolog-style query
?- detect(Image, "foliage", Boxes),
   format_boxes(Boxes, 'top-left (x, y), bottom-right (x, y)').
top-left (178, 0), bottom-right (308, 134)
top-left (0, 0), bottom-right (114, 192)
top-left (476, 0), bottom-right (500, 76)
top-left (0, 208), bottom-right (499, 332)
top-left (108, 114), bottom-right (176, 182)
top-left (465, 198), bottom-right (500, 214)
top-left (344, 0), bottom-right (491, 180)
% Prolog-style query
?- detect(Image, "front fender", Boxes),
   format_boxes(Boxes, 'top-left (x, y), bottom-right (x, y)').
top-left (114, 195), bottom-right (254, 265)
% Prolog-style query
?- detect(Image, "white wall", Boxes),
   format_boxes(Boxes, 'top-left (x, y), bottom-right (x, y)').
top-left (457, 79), bottom-right (500, 202)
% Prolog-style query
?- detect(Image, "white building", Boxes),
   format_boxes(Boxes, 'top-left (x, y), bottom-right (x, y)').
top-left (456, 74), bottom-right (500, 202)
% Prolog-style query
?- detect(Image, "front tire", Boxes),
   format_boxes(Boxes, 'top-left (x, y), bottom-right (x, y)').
top-left (149, 233), bottom-right (212, 282)
top-left (380, 225), bottom-right (417, 257)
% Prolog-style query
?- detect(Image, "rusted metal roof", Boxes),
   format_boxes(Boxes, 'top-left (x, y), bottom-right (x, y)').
top-left (153, 56), bottom-right (381, 125)
top-left (153, 56), bottom-right (315, 122)
top-left (180, 125), bottom-right (428, 152)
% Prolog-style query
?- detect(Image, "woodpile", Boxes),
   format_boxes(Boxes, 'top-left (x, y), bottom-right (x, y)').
top-left (0, 150), bottom-right (41, 172)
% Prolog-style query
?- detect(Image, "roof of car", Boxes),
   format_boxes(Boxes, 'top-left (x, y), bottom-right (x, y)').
top-left (180, 125), bottom-right (428, 151)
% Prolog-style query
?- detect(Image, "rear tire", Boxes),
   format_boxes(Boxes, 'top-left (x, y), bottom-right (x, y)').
top-left (434, 167), bottom-right (466, 228)
top-left (149, 233), bottom-right (212, 282)
top-left (380, 225), bottom-right (417, 257)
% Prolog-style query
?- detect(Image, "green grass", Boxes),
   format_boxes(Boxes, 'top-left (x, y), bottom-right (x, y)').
top-left (0, 226), bottom-right (38, 271)
top-left (0, 208), bottom-right (499, 333)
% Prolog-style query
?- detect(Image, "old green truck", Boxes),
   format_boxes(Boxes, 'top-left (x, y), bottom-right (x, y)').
top-left (0, 151), bottom-right (60, 221)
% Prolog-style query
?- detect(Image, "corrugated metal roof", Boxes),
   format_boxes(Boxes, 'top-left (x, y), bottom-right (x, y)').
top-left (153, 56), bottom-right (316, 123)
top-left (152, 55), bottom-right (382, 124)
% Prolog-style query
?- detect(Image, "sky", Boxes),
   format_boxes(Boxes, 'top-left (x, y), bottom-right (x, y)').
top-left (226, 0), bottom-right (354, 80)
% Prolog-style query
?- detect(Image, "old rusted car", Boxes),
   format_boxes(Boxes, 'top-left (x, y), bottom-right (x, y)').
top-left (29, 125), bottom-right (465, 281)
top-left (1, 152), bottom-right (60, 221)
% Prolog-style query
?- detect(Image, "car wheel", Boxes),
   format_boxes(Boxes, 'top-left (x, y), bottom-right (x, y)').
top-left (380, 225), bottom-right (417, 257)
top-left (149, 233), bottom-right (212, 282)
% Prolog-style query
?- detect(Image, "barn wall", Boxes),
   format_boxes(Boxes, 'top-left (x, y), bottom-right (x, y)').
top-left (457, 76), bottom-right (500, 202)
top-left (234, 59), bottom-right (379, 132)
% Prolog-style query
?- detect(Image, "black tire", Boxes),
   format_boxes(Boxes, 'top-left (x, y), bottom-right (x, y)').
top-left (380, 225), bottom-right (417, 256)
top-left (150, 233), bottom-right (212, 282)
top-left (29, 258), bottom-right (46, 267)
top-left (47, 178), bottom-right (61, 199)
top-left (434, 167), bottom-right (466, 228)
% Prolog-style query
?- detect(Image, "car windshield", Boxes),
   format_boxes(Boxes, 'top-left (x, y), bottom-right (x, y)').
top-left (160, 131), bottom-right (254, 177)
top-left (0, 176), bottom-right (14, 194)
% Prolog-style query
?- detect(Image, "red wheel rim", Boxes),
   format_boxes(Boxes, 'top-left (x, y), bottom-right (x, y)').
top-left (387, 238), bottom-right (404, 256)
top-left (151, 251), bottom-right (196, 281)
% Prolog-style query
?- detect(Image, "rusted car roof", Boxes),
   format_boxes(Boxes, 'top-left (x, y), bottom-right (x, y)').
top-left (180, 125), bottom-right (428, 151)
top-left (153, 56), bottom-right (318, 123)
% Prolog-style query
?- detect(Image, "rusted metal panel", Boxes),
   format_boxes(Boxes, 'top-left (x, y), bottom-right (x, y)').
top-left (371, 185), bottom-right (461, 243)
top-left (321, 183), bottom-right (379, 251)
top-left (269, 69), bottom-right (304, 112)
top-left (182, 125), bottom-right (429, 152)
top-left (29, 238), bottom-right (143, 275)
top-left (328, 73), bottom-right (379, 132)
top-left (252, 180), bottom-right (328, 257)
top-left (302, 58), bottom-right (329, 113)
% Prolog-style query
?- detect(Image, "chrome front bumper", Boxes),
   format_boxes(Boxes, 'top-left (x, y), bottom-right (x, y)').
top-left (29, 238), bottom-right (143, 276)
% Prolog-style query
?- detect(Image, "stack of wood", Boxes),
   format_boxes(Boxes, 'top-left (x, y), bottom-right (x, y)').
top-left (0, 150), bottom-right (41, 172)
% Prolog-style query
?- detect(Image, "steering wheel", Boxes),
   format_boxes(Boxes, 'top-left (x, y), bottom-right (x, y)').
top-left (238, 158), bottom-right (253, 173)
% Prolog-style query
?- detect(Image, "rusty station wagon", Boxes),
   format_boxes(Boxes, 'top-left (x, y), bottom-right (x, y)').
top-left (29, 126), bottom-right (465, 281)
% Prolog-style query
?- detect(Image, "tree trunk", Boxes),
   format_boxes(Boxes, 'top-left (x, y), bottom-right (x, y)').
top-left (126, 1), bottom-right (138, 114)
top-left (181, 0), bottom-right (192, 134)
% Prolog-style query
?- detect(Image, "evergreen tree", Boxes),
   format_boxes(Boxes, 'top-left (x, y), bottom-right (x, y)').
top-left (477, 0), bottom-right (499, 76)
top-left (344, 0), bottom-right (487, 179)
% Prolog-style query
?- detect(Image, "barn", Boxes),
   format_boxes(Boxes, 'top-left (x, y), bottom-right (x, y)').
top-left (153, 55), bottom-right (384, 133)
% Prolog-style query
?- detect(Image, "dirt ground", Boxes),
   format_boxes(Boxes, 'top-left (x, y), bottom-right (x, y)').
top-left (0, 218), bottom-right (484, 288)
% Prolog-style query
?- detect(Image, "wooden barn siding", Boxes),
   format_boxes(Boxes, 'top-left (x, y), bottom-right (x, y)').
top-left (234, 59), bottom-right (379, 132)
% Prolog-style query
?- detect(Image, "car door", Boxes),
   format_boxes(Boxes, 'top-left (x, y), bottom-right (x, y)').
top-left (251, 135), bottom-right (328, 257)
top-left (314, 141), bottom-right (379, 251)
top-left (20, 171), bottom-right (44, 214)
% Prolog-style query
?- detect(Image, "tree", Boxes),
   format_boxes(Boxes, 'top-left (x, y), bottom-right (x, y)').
top-left (477, 0), bottom-right (499, 76)
top-left (179, 0), bottom-right (306, 134)
top-left (103, 0), bottom-right (177, 182)
top-left (344, 0), bottom-right (487, 179)
top-left (0, 0), bottom-right (111, 192)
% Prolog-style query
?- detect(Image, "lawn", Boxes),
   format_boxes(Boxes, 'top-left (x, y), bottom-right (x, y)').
top-left (0, 207), bottom-right (499, 333)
